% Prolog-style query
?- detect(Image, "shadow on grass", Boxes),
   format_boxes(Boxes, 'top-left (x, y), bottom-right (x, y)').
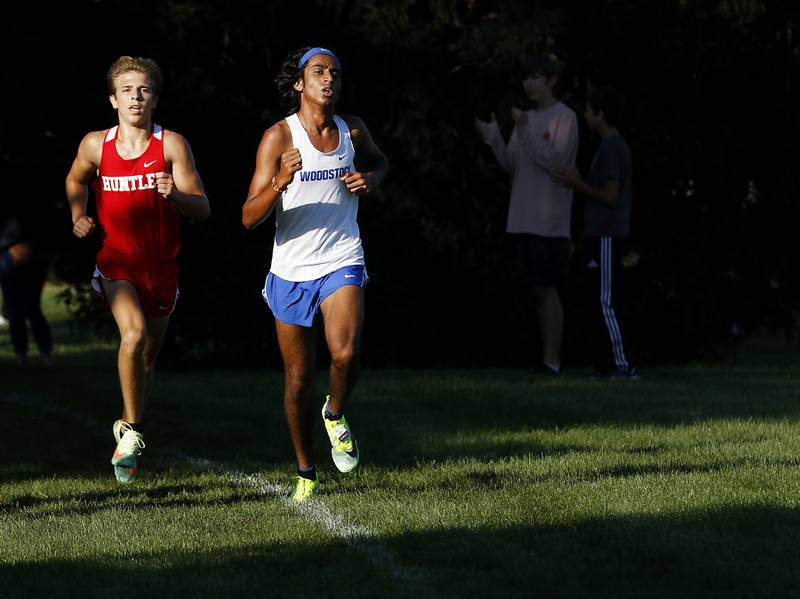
top-left (0, 482), bottom-right (267, 520)
top-left (384, 504), bottom-right (800, 598)
top-left (0, 537), bottom-right (397, 599)
top-left (2, 504), bottom-right (800, 598)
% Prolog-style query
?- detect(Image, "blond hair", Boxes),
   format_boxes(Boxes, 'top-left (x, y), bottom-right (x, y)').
top-left (106, 56), bottom-right (163, 96)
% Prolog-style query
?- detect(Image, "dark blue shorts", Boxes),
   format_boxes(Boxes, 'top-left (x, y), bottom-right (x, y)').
top-left (263, 264), bottom-right (368, 327)
top-left (514, 233), bottom-right (570, 287)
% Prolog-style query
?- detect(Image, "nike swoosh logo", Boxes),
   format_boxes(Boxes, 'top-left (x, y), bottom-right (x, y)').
top-left (144, 160), bottom-right (157, 168)
top-left (344, 440), bottom-right (358, 457)
top-left (337, 155), bottom-right (347, 161)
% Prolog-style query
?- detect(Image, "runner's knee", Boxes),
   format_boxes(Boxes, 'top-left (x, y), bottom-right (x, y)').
top-left (119, 327), bottom-right (146, 354)
top-left (330, 345), bottom-right (357, 371)
top-left (284, 368), bottom-right (314, 396)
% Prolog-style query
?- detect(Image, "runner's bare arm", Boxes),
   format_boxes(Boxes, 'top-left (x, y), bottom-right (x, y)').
top-left (242, 123), bottom-right (301, 229)
top-left (342, 116), bottom-right (388, 196)
top-left (66, 131), bottom-right (103, 238)
top-left (161, 132), bottom-right (210, 220)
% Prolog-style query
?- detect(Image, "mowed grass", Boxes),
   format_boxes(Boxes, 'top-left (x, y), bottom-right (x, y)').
top-left (2, 285), bottom-right (800, 597)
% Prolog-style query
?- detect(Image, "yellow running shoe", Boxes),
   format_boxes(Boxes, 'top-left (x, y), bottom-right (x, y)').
top-left (111, 420), bottom-right (145, 483)
top-left (321, 396), bottom-right (359, 473)
top-left (290, 475), bottom-right (319, 503)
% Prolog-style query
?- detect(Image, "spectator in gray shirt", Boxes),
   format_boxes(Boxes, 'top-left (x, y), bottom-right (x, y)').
top-left (553, 86), bottom-right (639, 379)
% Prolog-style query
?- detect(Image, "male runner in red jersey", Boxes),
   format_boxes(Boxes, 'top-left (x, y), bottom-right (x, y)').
top-left (66, 56), bottom-right (210, 482)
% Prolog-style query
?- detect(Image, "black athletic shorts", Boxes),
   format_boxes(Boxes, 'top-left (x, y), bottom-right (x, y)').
top-left (513, 233), bottom-right (570, 287)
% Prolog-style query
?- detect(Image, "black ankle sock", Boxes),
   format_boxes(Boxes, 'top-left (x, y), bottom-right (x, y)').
top-left (324, 408), bottom-right (343, 420)
top-left (297, 465), bottom-right (317, 481)
top-left (127, 422), bottom-right (145, 434)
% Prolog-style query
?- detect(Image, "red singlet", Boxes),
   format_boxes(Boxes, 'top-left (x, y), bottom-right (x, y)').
top-left (93, 124), bottom-right (180, 259)
top-left (91, 124), bottom-right (181, 316)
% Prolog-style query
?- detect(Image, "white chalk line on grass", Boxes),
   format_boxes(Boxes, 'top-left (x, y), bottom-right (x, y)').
top-left (2, 393), bottom-right (438, 599)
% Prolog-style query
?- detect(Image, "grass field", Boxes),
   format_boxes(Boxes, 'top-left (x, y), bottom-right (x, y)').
top-left (2, 285), bottom-right (800, 597)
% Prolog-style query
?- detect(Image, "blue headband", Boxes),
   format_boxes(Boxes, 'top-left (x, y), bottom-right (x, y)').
top-left (298, 47), bottom-right (340, 68)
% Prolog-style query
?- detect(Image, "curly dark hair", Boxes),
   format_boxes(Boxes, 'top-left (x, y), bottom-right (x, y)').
top-left (276, 47), bottom-right (312, 115)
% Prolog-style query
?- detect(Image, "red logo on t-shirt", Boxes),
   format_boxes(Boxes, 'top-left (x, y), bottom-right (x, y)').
top-left (543, 131), bottom-right (551, 140)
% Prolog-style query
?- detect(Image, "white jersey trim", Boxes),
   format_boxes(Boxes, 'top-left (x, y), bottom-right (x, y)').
top-left (104, 124), bottom-right (162, 142)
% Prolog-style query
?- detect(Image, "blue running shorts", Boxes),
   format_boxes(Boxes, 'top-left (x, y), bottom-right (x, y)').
top-left (263, 264), bottom-right (368, 327)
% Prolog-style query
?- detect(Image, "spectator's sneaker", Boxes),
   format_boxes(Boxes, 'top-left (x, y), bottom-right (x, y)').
top-left (608, 366), bottom-right (641, 381)
top-left (290, 475), bottom-right (319, 503)
top-left (321, 396), bottom-right (359, 473)
top-left (536, 363), bottom-right (561, 376)
top-left (111, 420), bottom-right (145, 483)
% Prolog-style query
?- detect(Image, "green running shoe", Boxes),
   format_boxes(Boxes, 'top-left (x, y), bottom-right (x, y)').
top-left (321, 396), bottom-right (359, 473)
top-left (290, 475), bottom-right (319, 503)
top-left (111, 420), bottom-right (145, 483)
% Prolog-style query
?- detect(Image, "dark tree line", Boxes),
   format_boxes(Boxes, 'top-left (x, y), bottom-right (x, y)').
top-left (2, 0), bottom-right (798, 368)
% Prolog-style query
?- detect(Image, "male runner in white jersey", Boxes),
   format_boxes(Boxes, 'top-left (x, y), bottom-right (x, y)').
top-left (243, 47), bottom-right (387, 501)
